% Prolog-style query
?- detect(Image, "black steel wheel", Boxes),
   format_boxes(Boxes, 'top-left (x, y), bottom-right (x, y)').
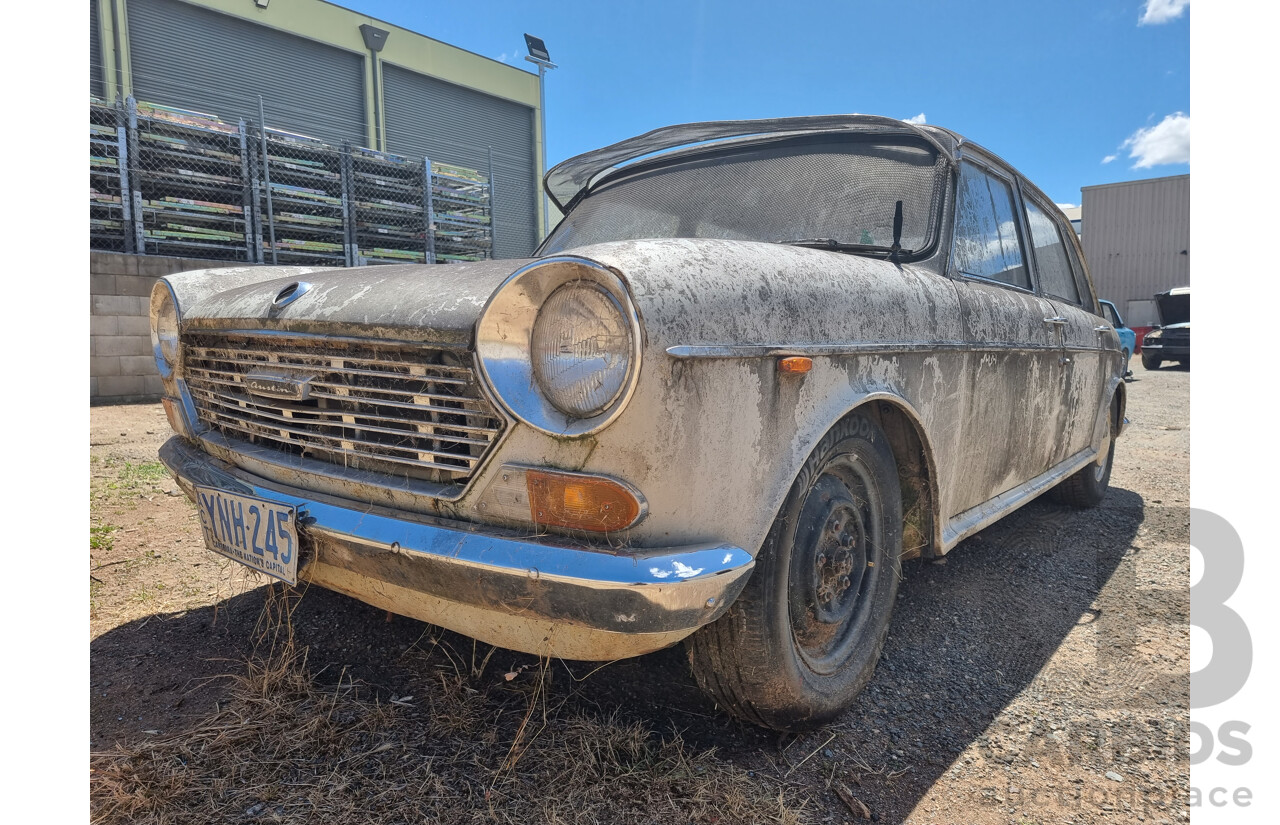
top-left (1141, 349), bottom-right (1162, 371)
top-left (687, 413), bottom-right (902, 731)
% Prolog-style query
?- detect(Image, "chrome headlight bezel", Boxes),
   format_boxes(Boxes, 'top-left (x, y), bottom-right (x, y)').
top-left (475, 257), bottom-right (643, 437)
top-left (149, 280), bottom-right (182, 381)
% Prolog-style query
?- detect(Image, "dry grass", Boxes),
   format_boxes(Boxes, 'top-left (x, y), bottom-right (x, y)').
top-left (90, 587), bottom-right (808, 825)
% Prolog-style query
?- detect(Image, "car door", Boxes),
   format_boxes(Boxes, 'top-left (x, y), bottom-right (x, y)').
top-left (1021, 192), bottom-right (1112, 465)
top-left (1099, 300), bottom-right (1136, 361)
top-left (947, 158), bottom-right (1063, 516)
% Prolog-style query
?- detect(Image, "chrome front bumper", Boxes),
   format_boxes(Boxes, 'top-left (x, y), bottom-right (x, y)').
top-left (159, 437), bottom-right (754, 660)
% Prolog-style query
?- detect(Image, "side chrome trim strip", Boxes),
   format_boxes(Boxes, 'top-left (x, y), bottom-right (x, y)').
top-left (667, 342), bottom-right (1105, 359)
top-left (940, 447), bottom-right (1096, 552)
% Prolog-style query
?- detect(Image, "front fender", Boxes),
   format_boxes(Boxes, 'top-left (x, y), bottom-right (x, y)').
top-left (456, 238), bottom-right (966, 564)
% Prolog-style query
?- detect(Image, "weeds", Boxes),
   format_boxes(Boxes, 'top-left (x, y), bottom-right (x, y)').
top-left (90, 586), bottom-right (808, 825)
top-left (90, 524), bottom-right (118, 552)
top-left (94, 459), bottom-right (171, 508)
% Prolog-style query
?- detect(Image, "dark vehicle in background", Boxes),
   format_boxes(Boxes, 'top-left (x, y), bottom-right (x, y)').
top-left (1141, 286), bottom-right (1190, 369)
top-left (1098, 299), bottom-right (1136, 376)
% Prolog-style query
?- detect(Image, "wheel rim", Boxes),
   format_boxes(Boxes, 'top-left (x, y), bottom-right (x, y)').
top-left (787, 457), bottom-right (884, 675)
top-left (1093, 415), bottom-right (1114, 482)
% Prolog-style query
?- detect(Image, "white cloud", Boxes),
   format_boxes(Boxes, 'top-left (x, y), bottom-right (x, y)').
top-left (1121, 113), bottom-right (1191, 168)
top-left (1140, 0), bottom-right (1189, 25)
top-left (903, 113), bottom-right (927, 125)
top-left (495, 52), bottom-right (510, 63)
top-left (1055, 203), bottom-right (1078, 211)
top-left (1102, 154), bottom-right (1118, 164)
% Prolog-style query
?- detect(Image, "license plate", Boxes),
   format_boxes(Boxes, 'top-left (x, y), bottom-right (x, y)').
top-left (194, 486), bottom-right (299, 585)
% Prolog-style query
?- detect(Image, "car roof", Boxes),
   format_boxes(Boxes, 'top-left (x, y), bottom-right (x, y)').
top-left (544, 114), bottom-right (965, 211)
top-left (1158, 286), bottom-right (1192, 296)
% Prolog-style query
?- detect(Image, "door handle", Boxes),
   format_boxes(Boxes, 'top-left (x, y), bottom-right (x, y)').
top-left (1093, 325), bottom-right (1111, 333)
top-left (1043, 316), bottom-right (1068, 326)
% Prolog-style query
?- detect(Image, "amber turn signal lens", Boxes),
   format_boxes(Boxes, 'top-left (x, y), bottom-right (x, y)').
top-left (526, 469), bottom-right (643, 533)
top-left (778, 356), bottom-right (813, 374)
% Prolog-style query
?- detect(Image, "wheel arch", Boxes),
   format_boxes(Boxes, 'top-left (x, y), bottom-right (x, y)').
top-left (839, 393), bottom-right (943, 560)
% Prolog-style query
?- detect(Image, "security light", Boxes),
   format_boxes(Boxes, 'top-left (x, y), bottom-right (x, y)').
top-left (524, 34), bottom-right (550, 63)
top-left (523, 35), bottom-right (557, 238)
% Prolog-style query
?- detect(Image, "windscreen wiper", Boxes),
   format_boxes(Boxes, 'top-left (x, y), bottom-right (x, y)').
top-left (781, 199), bottom-right (911, 261)
top-left (889, 200), bottom-right (904, 264)
top-left (776, 238), bottom-right (907, 257)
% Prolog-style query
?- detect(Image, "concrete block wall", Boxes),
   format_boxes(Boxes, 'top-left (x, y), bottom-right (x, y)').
top-left (90, 252), bottom-right (248, 404)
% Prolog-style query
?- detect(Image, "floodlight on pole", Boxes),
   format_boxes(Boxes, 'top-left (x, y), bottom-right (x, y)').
top-left (524, 34), bottom-right (557, 238)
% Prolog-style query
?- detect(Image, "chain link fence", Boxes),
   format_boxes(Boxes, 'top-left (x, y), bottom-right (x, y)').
top-left (89, 95), bottom-right (495, 266)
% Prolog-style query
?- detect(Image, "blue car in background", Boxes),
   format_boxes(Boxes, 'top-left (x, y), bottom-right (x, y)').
top-left (1099, 300), bottom-right (1136, 377)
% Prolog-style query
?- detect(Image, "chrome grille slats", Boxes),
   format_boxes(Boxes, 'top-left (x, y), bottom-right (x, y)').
top-left (184, 331), bottom-right (504, 485)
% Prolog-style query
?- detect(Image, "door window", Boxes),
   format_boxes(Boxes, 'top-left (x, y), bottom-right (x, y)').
top-left (952, 161), bottom-right (1029, 289)
top-left (1100, 301), bottom-right (1122, 328)
top-left (1025, 199), bottom-right (1081, 304)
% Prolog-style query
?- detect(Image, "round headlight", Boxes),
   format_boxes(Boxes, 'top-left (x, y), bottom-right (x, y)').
top-left (150, 283), bottom-right (181, 374)
top-left (531, 281), bottom-right (633, 418)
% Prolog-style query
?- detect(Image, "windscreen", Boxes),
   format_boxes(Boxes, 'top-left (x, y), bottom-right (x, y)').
top-left (540, 137), bottom-right (946, 256)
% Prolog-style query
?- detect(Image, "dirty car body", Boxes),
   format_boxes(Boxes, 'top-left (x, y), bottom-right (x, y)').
top-left (155, 115), bottom-right (1126, 729)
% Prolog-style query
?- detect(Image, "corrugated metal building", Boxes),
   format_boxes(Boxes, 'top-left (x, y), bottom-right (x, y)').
top-left (1081, 174), bottom-right (1189, 328)
top-left (90, 0), bottom-right (544, 257)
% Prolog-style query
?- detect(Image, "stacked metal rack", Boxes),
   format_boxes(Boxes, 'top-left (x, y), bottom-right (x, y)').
top-left (90, 98), bottom-right (130, 252)
top-left (347, 146), bottom-right (430, 265)
top-left (88, 96), bottom-right (497, 266)
top-left (130, 100), bottom-right (255, 261)
top-left (430, 161), bottom-right (493, 262)
top-left (253, 128), bottom-right (351, 266)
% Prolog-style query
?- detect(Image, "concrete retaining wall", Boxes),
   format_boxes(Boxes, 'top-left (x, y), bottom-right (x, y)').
top-left (90, 252), bottom-right (247, 404)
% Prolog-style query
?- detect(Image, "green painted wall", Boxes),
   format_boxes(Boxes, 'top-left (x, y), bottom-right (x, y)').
top-left (102, 0), bottom-right (547, 234)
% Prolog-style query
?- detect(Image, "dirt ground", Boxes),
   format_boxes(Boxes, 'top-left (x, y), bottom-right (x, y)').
top-left (89, 363), bottom-right (1189, 824)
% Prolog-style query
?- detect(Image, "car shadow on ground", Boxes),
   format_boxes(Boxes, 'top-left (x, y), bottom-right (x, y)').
top-left (91, 487), bottom-right (1146, 821)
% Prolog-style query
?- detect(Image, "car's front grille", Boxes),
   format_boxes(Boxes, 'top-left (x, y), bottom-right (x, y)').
top-left (183, 330), bottom-right (504, 485)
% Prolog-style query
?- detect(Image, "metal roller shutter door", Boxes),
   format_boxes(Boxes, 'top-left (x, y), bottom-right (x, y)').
top-left (382, 63), bottom-right (537, 259)
top-left (126, 0), bottom-right (366, 147)
top-left (90, 1), bottom-right (105, 98)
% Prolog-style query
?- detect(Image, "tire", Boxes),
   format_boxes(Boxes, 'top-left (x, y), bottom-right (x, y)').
top-left (1121, 348), bottom-right (1132, 375)
top-left (686, 413), bottom-right (902, 731)
top-left (1141, 349), bottom-right (1162, 371)
top-left (1049, 399), bottom-right (1116, 508)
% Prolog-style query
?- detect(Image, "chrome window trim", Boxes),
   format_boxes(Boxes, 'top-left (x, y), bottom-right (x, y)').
top-left (949, 157), bottom-right (1035, 293)
top-left (1020, 190), bottom-right (1085, 308)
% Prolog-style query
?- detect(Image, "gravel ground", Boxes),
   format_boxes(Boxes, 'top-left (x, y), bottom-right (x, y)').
top-left (90, 362), bottom-right (1189, 824)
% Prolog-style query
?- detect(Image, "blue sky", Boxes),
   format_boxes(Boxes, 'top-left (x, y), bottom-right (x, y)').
top-left (352, 1), bottom-right (1183, 206)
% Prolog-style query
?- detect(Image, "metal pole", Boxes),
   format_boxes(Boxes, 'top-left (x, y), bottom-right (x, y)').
top-left (487, 145), bottom-right (497, 260)
top-left (125, 96), bottom-right (145, 254)
top-left (258, 96), bottom-right (278, 265)
top-left (538, 63), bottom-right (549, 238)
top-left (423, 155), bottom-right (436, 264)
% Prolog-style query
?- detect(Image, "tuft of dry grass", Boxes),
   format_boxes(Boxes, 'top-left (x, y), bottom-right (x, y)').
top-left (91, 586), bottom-right (809, 825)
